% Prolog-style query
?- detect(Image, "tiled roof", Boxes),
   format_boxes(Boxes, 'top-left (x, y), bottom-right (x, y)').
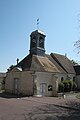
top-left (17, 54), bottom-right (60, 73)
top-left (51, 53), bottom-right (75, 74)
top-left (17, 53), bottom-right (75, 74)
top-left (46, 54), bottom-right (66, 73)
top-left (36, 55), bottom-right (60, 72)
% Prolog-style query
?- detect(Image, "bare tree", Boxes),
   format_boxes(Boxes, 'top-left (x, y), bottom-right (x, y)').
top-left (74, 40), bottom-right (80, 54)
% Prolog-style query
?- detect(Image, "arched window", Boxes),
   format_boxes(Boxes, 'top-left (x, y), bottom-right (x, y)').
top-left (61, 77), bottom-right (64, 82)
top-left (39, 37), bottom-right (44, 48)
top-left (31, 36), bottom-right (36, 48)
top-left (73, 77), bottom-right (75, 82)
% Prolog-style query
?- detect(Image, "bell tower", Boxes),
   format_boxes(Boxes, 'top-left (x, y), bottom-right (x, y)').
top-left (29, 29), bottom-right (46, 56)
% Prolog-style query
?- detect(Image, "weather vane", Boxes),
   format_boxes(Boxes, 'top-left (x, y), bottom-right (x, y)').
top-left (37, 18), bottom-right (39, 30)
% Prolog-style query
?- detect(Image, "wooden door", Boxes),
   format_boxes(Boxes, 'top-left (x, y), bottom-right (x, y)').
top-left (40, 83), bottom-right (46, 96)
top-left (14, 78), bottom-right (19, 94)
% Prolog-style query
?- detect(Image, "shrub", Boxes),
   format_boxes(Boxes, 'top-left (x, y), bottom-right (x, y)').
top-left (73, 82), bottom-right (77, 91)
top-left (58, 79), bottom-right (77, 93)
top-left (58, 82), bottom-right (64, 92)
top-left (62, 80), bottom-right (70, 92)
top-left (68, 80), bottom-right (73, 91)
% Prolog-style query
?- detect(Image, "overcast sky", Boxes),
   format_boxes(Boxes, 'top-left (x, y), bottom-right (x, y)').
top-left (0, 0), bottom-right (80, 72)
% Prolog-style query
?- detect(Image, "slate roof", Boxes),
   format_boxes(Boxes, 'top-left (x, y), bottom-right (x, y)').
top-left (51, 53), bottom-right (75, 74)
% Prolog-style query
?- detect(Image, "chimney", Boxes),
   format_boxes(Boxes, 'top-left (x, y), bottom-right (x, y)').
top-left (65, 53), bottom-right (67, 57)
top-left (17, 58), bottom-right (19, 65)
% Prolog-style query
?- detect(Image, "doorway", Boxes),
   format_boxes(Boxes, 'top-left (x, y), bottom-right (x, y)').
top-left (14, 78), bottom-right (20, 94)
top-left (40, 83), bottom-right (47, 96)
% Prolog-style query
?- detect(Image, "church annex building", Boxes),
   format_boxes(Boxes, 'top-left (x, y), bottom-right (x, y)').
top-left (5, 29), bottom-right (75, 97)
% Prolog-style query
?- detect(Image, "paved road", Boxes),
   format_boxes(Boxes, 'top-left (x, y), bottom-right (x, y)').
top-left (0, 93), bottom-right (80, 120)
top-left (0, 97), bottom-right (43, 120)
top-left (65, 92), bottom-right (80, 99)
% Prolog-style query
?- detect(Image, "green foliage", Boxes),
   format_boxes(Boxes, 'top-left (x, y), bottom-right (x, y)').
top-left (68, 80), bottom-right (73, 91)
top-left (7, 65), bottom-right (15, 72)
top-left (58, 82), bottom-right (64, 92)
top-left (73, 82), bottom-right (77, 91)
top-left (71, 60), bottom-right (78, 65)
top-left (9, 65), bottom-right (14, 70)
top-left (62, 80), bottom-right (69, 92)
top-left (58, 79), bottom-right (77, 93)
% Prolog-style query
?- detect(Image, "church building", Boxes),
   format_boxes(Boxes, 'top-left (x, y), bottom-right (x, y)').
top-left (5, 29), bottom-right (75, 97)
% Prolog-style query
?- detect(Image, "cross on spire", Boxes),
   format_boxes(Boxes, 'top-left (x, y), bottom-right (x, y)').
top-left (37, 18), bottom-right (39, 30)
